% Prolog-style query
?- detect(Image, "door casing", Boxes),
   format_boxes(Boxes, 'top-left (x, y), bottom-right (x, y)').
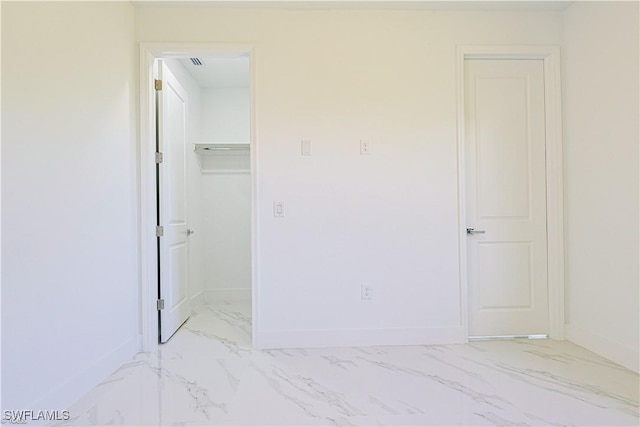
top-left (139, 43), bottom-right (258, 352)
top-left (455, 45), bottom-right (565, 340)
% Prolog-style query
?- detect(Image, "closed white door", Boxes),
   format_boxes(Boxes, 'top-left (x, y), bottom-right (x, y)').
top-left (157, 60), bottom-right (190, 343)
top-left (465, 59), bottom-right (548, 337)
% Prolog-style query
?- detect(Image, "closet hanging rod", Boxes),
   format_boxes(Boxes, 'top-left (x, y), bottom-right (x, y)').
top-left (193, 142), bottom-right (250, 155)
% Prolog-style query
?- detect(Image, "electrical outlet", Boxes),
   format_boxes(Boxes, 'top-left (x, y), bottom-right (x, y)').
top-left (360, 140), bottom-right (371, 155)
top-left (361, 284), bottom-right (372, 300)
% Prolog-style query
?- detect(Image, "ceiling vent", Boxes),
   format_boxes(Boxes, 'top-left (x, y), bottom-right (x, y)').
top-left (190, 58), bottom-right (203, 66)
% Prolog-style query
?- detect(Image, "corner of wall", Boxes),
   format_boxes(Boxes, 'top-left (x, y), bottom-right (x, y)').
top-left (565, 324), bottom-right (639, 373)
top-left (561, 1), bottom-right (640, 373)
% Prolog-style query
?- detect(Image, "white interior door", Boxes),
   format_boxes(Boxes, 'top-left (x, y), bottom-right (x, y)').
top-left (157, 60), bottom-right (190, 343)
top-left (465, 59), bottom-right (549, 337)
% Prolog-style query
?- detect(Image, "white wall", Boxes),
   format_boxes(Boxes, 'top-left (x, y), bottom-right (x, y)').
top-left (1, 1), bottom-right (137, 412)
top-left (137, 7), bottom-right (564, 348)
top-left (563, 2), bottom-right (640, 372)
top-left (163, 59), bottom-right (206, 309)
top-left (201, 156), bottom-right (252, 295)
top-left (201, 87), bottom-right (250, 142)
top-left (200, 84), bottom-right (251, 297)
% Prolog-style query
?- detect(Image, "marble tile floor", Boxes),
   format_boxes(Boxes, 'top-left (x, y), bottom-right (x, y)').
top-left (54, 300), bottom-right (639, 426)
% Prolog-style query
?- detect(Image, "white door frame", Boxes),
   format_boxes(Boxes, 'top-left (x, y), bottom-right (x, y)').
top-left (456, 45), bottom-right (565, 340)
top-left (139, 43), bottom-right (258, 352)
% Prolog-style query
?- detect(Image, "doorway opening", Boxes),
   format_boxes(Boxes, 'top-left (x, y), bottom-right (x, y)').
top-left (140, 44), bottom-right (257, 352)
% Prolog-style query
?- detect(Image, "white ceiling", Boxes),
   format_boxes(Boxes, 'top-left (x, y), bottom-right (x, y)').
top-left (135, 1), bottom-right (572, 11)
top-left (178, 56), bottom-right (250, 88)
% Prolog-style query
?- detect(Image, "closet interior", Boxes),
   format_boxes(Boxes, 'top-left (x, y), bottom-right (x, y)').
top-left (163, 55), bottom-right (251, 345)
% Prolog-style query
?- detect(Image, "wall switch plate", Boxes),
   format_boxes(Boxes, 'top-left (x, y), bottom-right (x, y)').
top-left (274, 202), bottom-right (285, 217)
top-left (360, 140), bottom-right (371, 155)
top-left (361, 284), bottom-right (372, 300)
top-left (301, 140), bottom-right (312, 156)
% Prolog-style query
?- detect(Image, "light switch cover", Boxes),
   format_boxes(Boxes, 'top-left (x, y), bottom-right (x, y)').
top-left (301, 140), bottom-right (312, 156)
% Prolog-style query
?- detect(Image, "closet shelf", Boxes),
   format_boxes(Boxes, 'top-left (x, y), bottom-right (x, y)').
top-left (194, 142), bottom-right (250, 155)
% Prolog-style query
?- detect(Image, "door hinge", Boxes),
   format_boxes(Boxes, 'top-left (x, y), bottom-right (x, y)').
top-left (155, 152), bottom-right (163, 164)
top-left (157, 299), bottom-right (165, 310)
top-left (154, 79), bottom-right (162, 91)
top-left (156, 225), bottom-right (164, 237)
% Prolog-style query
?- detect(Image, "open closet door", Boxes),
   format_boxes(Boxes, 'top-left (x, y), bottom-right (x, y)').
top-left (156, 60), bottom-right (190, 343)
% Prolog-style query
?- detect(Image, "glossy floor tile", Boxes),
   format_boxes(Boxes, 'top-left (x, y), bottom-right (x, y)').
top-left (54, 300), bottom-right (639, 426)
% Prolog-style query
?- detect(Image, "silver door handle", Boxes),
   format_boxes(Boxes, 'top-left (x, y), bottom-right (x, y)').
top-left (187, 229), bottom-right (195, 236)
top-left (466, 228), bottom-right (485, 235)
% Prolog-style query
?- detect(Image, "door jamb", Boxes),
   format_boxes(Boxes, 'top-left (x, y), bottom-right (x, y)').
top-left (139, 43), bottom-right (258, 352)
top-left (455, 45), bottom-right (565, 340)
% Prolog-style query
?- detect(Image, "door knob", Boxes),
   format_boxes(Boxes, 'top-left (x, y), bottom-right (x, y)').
top-left (466, 228), bottom-right (485, 235)
top-left (187, 229), bottom-right (194, 236)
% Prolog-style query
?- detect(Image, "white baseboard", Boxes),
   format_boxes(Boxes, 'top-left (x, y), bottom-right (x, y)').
top-left (190, 289), bottom-right (206, 311)
top-left (28, 336), bottom-right (138, 425)
top-left (256, 326), bottom-right (466, 349)
top-left (565, 324), bottom-right (639, 373)
top-left (204, 288), bottom-right (251, 304)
